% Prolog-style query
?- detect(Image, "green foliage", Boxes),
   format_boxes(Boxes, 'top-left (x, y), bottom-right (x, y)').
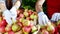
top-left (22, 0), bottom-right (37, 11)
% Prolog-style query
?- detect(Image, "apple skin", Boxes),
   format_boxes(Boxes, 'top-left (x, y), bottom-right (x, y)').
top-left (26, 17), bottom-right (31, 20)
top-left (24, 11), bottom-right (29, 17)
top-left (0, 16), bottom-right (3, 22)
top-left (41, 30), bottom-right (49, 34)
top-left (19, 14), bottom-right (24, 18)
top-left (5, 25), bottom-right (12, 32)
top-left (8, 31), bottom-right (15, 34)
top-left (0, 19), bottom-right (7, 27)
top-left (0, 26), bottom-right (5, 33)
top-left (47, 25), bottom-right (55, 33)
top-left (28, 10), bottom-right (33, 15)
top-left (23, 20), bottom-right (31, 26)
top-left (31, 26), bottom-right (37, 33)
top-left (30, 14), bottom-right (34, 19)
top-left (17, 22), bottom-right (23, 27)
top-left (22, 26), bottom-right (31, 33)
top-left (15, 30), bottom-right (23, 34)
top-left (12, 24), bottom-right (21, 32)
top-left (4, 32), bottom-right (8, 34)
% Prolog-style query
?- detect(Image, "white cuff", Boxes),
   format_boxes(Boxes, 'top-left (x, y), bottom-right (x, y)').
top-left (38, 11), bottom-right (44, 16)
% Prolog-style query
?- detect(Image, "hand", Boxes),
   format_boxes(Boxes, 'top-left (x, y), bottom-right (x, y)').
top-left (15, 0), bottom-right (21, 6)
top-left (35, 0), bottom-right (45, 13)
top-left (0, 2), bottom-right (6, 12)
top-left (51, 13), bottom-right (60, 21)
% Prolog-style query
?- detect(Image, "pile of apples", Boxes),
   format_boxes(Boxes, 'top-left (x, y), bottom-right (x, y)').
top-left (0, 9), bottom-right (38, 34)
top-left (0, 8), bottom-right (60, 34)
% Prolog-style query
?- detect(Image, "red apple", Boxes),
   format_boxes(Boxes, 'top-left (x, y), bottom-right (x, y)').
top-left (0, 19), bottom-right (7, 26)
top-left (17, 22), bottom-right (23, 27)
top-left (5, 25), bottom-right (12, 32)
top-left (8, 31), bottom-right (15, 34)
top-left (0, 26), bottom-right (5, 33)
top-left (28, 10), bottom-right (33, 15)
top-left (22, 26), bottom-right (31, 33)
top-left (26, 17), bottom-right (31, 20)
top-left (19, 14), bottom-right (24, 18)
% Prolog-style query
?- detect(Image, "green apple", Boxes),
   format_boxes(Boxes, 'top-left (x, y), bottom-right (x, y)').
top-left (32, 26), bottom-right (37, 32)
top-left (12, 24), bottom-right (21, 32)
top-left (47, 25), bottom-right (55, 32)
top-left (24, 9), bottom-right (28, 12)
top-left (19, 18), bottom-right (25, 23)
top-left (24, 11), bottom-right (29, 17)
top-left (30, 14), bottom-right (34, 19)
top-left (34, 15), bottom-right (37, 19)
top-left (23, 20), bottom-right (30, 26)
top-left (24, 32), bottom-right (29, 34)
top-left (57, 19), bottom-right (60, 25)
top-left (0, 16), bottom-right (2, 21)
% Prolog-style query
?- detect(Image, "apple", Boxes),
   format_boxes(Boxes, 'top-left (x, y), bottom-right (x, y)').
top-left (22, 26), bottom-right (31, 33)
top-left (8, 31), bottom-right (15, 34)
top-left (0, 26), bottom-right (5, 33)
top-left (19, 18), bottom-right (25, 23)
top-left (24, 11), bottom-right (29, 17)
top-left (12, 24), bottom-right (21, 32)
top-left (47, 25), bottom-right (55, 33)
top-left (57, 20), bottom-right (60, 25)
top-left (41, 30), bottom-right (49, 34)
top-left (0, 32), bottom-right (2, 34)
top-left (17, 22), bottom-right (23, 27)
top-left (32, 31), bottom-right (38, 34)
top-left (0, 19), bottom-right (7, 26)
top-left (4, 32), bottom-right (8, 34)
top-left (30, 14), bottom-right (34, 19)
top-left (0, 16), bottom-right (2, 22)
top-left (26, 17), bottom-right (31, 20)
top-left (32, 26), bottom-right (37, 33)
top-left (28, 10), bottom-right (33, 15)
top-left (19, 13), bottom-right (24, 18)
top-left (5, 25), bottom-right (12, 32)
top-left (34, 15), bottom-right (37, 19)
top-left (24, 9), bottom-right (28, 12)
top-left (15, 30), bottom-right (23, 34)
top-left (23, 20), bottom-right (30, 26)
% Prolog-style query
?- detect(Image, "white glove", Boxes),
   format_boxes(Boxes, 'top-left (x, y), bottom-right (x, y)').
top-left (10, 0), bottom-right (21, 23)
top-left (3, 10), bottom-right (12, 25)
top-left (3, 0), bottom-right (21, 25)
top-left (38, 12), bottom-right (51, 26)
top-left (51, 13), bottom-right (60, 21)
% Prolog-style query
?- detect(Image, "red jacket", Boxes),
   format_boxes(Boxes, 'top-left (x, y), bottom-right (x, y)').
top-left (47, 0), bottom-right (60, 19)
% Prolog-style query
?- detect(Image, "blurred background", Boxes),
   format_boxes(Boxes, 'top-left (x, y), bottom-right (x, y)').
top-left (22, 0), bottom-right (46, 11)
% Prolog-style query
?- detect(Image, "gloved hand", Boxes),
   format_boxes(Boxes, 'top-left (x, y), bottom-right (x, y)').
top-left (3, 0), bottom-right (21, 25)
top-left (38, 12), bottom-right (51, 26)
top-left (51, 13), bottom-right (60, 21)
